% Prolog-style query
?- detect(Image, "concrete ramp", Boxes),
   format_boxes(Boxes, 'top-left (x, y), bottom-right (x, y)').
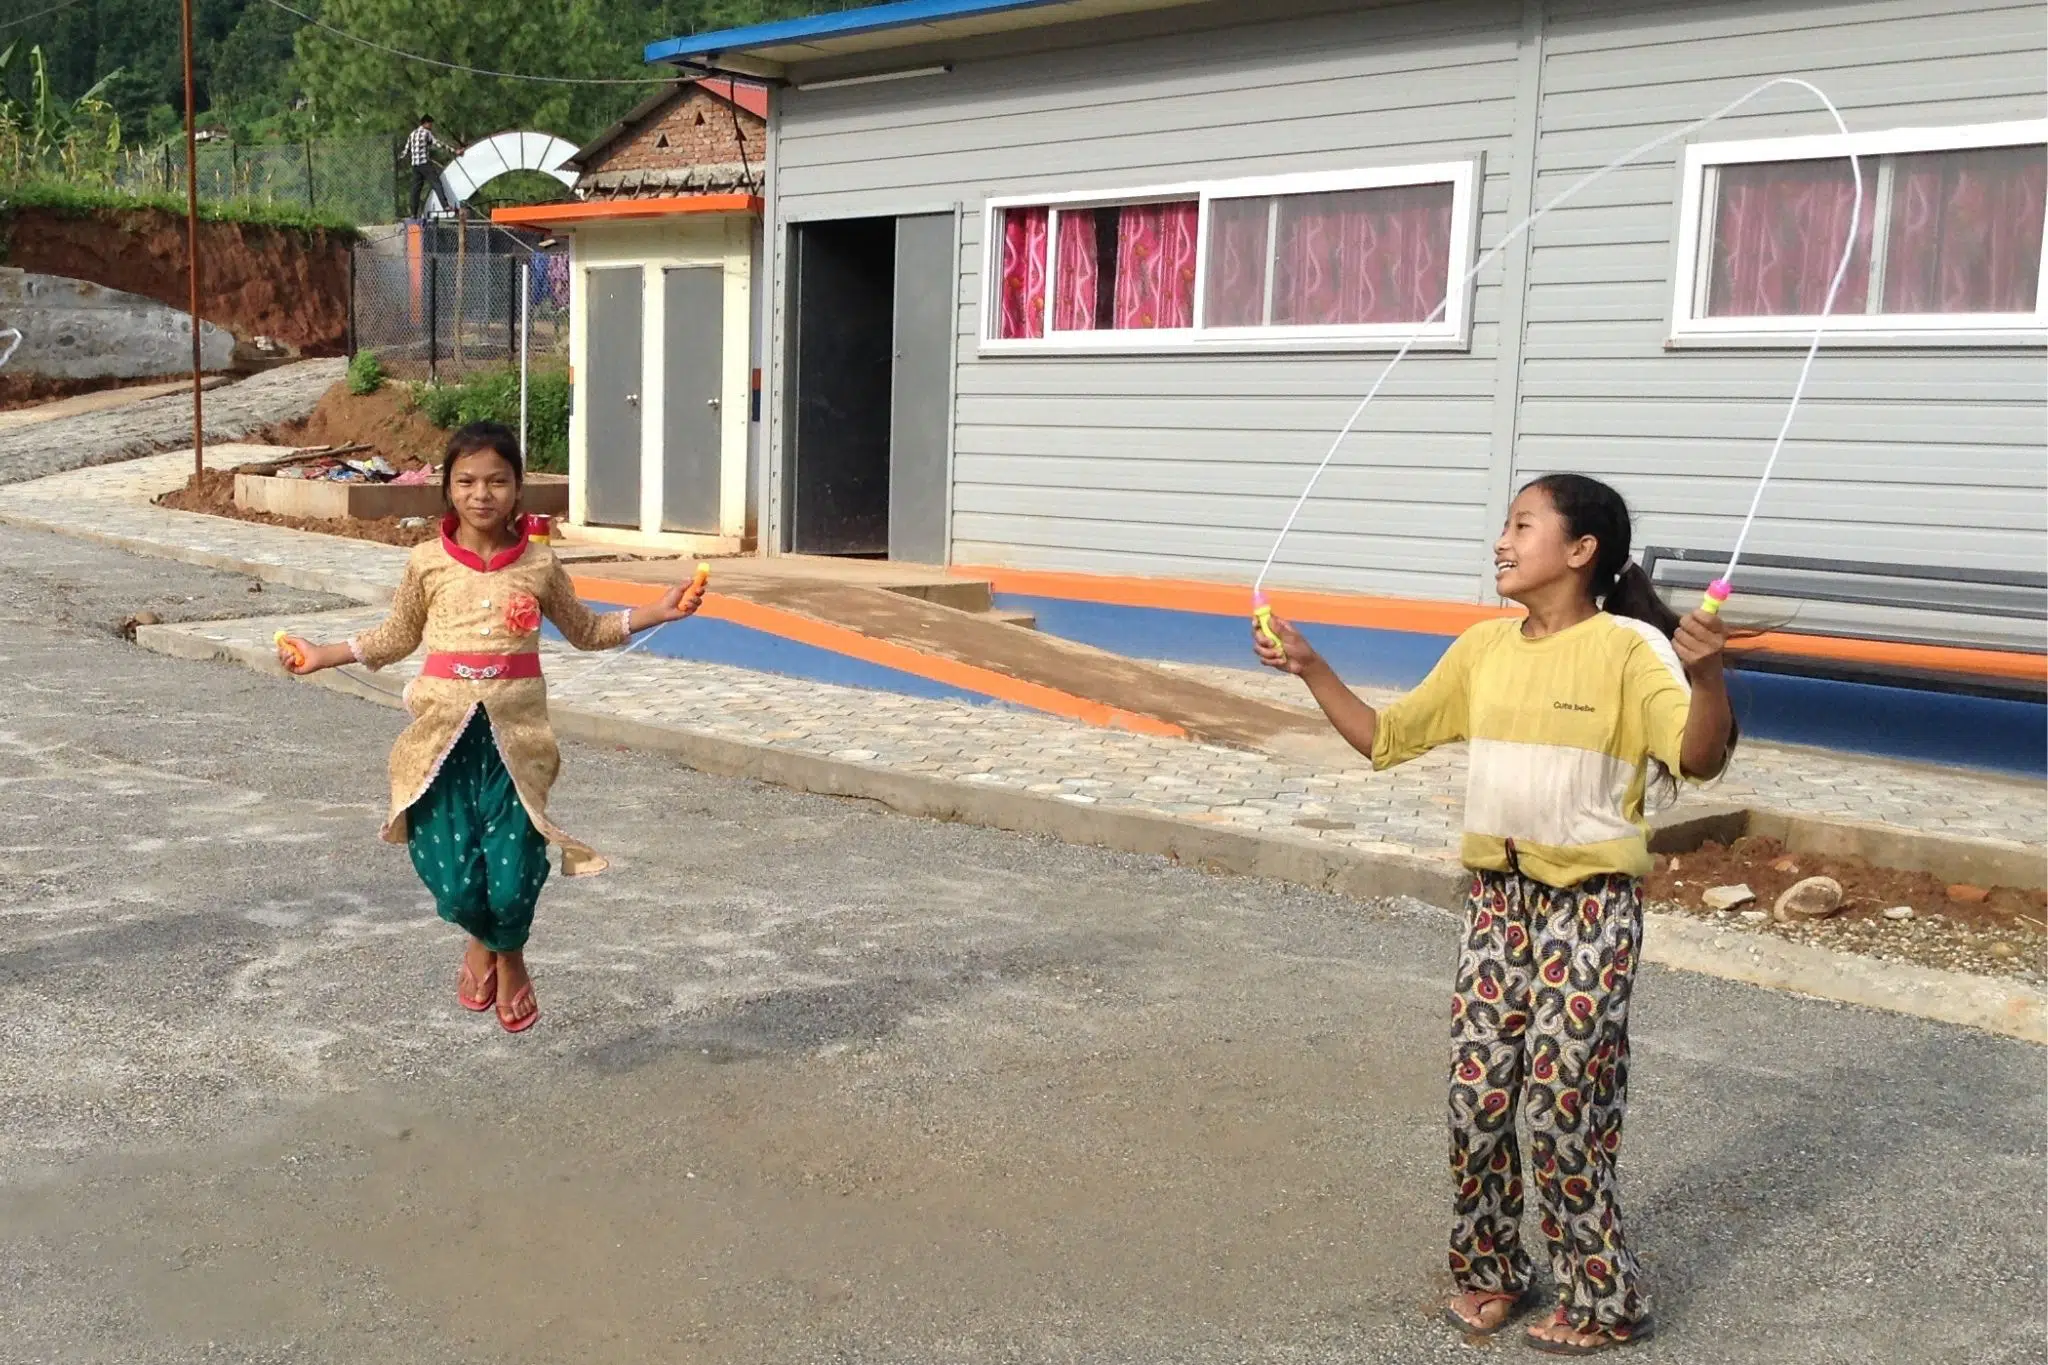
top-left (572, 556), bottom-right (1336, 754)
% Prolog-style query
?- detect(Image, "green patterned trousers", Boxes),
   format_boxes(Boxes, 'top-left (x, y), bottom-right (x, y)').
top-left (406, 708), bottom-right (551, 952)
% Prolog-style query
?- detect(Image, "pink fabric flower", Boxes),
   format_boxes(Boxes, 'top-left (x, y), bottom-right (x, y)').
top-left (503, 592), bottom-right (542, 636)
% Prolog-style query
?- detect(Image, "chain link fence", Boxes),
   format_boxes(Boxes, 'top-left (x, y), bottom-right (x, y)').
top-left (350, 226), bottom-right (569, 385)
top-left (117, 135), bottom-right (401, 225)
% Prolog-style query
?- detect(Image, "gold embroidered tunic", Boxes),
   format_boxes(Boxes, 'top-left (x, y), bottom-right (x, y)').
top-left (351, 521), bottom-right (629, 876)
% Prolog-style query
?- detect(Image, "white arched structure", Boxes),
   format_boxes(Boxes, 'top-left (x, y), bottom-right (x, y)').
top-left (430, 131), bottom-right (579, 214)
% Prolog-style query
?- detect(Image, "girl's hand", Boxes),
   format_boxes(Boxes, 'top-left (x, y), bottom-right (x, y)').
top-left (1673, 609), bottom-right (1728, 676)
top-left (1252, 611), bottom-right (1323, 677)
top-left (632, 571), bottom-right (708, 631)
top-left (276, 636), bottom-right (346, 675)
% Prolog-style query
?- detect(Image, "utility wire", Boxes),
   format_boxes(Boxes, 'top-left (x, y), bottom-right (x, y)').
top-left (257, 0), bottom-right (676, 86)
top-left (0, 0), bottom-right (92, 34)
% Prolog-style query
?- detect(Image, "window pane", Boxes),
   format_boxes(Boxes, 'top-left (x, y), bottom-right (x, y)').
top-left (1270, 182), bottom-right (1456, 326)
top-left (1052, 207), bottom-right (1104, 330)
top-left (1051, 200), bottom-right (1199, 331)
top-left (1204, 197), bottom-right (1271, 326)
top-left (995, 205), bottom-right (1048, 339)
top-left (1883, 144), bottom-right (2047, 314)
top-left (1706, 159), bottom-right (1875, 317)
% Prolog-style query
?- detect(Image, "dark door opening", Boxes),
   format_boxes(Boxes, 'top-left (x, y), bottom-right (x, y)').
top-left (787, 217), bottom-right (896, 556)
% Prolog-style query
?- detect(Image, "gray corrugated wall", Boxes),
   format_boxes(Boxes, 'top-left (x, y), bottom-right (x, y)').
top-left (1519, 0), bottom-right (2046, 649)
top-left (772, 0), bottom-right (1528, 601)
top-left (766, 0), bottom-right (2046, 643)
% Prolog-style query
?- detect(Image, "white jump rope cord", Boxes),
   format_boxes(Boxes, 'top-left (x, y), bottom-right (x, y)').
top-left (1253, 76), bottom-right (1862, 600)
top-left (336, 597), bottom-right (680, 700)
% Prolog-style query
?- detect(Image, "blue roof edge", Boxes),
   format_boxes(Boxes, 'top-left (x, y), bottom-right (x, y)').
top-left (645, 0), bottom-right (1080, 65)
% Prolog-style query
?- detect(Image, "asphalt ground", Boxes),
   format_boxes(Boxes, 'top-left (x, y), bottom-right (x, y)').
top-left (0, 528), bottom-right (2040, 1365)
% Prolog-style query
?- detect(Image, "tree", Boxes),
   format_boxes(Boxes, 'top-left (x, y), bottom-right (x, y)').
top-left (1, 0), bottom-right (887, 149)
top-left (295, 0), bottom-right (645, 143)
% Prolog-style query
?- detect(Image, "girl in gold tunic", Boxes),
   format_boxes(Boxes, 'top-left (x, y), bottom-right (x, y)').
top-left (278, 422), bottom-right (705, 1033)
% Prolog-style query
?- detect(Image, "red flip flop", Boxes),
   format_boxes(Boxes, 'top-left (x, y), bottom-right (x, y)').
top-left (496, 981), bottom-right (540, 1034)
top-left (457, 959), bottom-right (497, 1012)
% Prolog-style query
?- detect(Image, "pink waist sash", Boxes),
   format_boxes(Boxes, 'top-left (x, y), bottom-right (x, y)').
top-left (419, 651), bottom-right (542, 682)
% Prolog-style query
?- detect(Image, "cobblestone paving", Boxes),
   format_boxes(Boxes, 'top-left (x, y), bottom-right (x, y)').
top-left (162, 605), bottom-right (2047, 856)
top-left (9, 443), bottom-right (2042, 854)
top-left (0, 443), bottom-right (408, 598)
top-left (0, 360), bottom-right (343, 485)
top-left (1155, 661), bottom-right (2048, 844)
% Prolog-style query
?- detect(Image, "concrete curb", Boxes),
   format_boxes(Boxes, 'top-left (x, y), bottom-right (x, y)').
top-left (136, 623), bottom-right (2048, 1046)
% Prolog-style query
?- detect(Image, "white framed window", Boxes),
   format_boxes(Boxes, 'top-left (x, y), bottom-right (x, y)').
top-left (1671, 119), bottom-right (2048, 346)
top-left (980, 161), bottom-right (1481, 354)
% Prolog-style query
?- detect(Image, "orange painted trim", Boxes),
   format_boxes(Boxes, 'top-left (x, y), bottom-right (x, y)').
top-left (954, 565), bottom-right (1512, 636)
top-left (1726, 632), bottom-right (2046, 684)
top-left (570, 573), bottom-right (1188, 740)
top-left (490, 194), bottom-right (762, 227)
top-left (956, 564), bottom-right (2046, 685)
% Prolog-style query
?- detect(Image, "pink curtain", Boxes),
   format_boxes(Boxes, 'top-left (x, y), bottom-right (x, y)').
top-left (1204, 197), bottom-right (1272, 327)
top-left (996, 206), bottom-right (1048, 339)
top-left (1053, 208), bottom-right (1101, 331)
top-left (1271, 183), bottom-right (1454, 326)
top-left (1112, 200), bottom-right (1198, 329)
top-left (1707, 159), bottom-right (1875, 316)
top-left (1049, 201), bottom-right (1197, 331)
top-left (1883, 145), bottom-right (2047, 314)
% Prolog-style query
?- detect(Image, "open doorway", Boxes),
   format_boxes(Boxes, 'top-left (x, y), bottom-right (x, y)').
top-left (787, 217), bottom-right (894, 555)
top-left (784, 212), bottom-right (955, 561)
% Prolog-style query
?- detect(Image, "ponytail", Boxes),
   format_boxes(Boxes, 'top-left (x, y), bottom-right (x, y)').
top-left (1602, 561), bottom-right (1682, 639)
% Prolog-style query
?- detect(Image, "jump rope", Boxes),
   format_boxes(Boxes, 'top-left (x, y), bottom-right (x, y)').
top-left (275, 557), bottom-right (709, 688)
top-left (1251, 76), bottom-right (1863, 646)
top-left (282, 78), bottom-right (1862, 691)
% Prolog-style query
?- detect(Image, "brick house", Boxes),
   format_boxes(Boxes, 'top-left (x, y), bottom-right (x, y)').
top-left (493, 79), bottom-right (769, 552)
top-left (570, 78), bottom-right (768, 202)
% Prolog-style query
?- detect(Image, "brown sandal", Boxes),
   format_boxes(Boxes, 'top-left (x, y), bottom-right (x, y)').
top-left (1444, 1286), bottom-right (1538, 1336)
top-left (1524, 1307), bottom-right (1655, 1355)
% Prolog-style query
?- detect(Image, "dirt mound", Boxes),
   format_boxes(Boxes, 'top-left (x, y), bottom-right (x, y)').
top-left (260, 380), bottom-right (448, 469)
top-left (0, 372), bottom-right (183, 413)
top-left (157, 467), bottom-right (437, 548)
top-left (1650, 836), bottom-right (2043, 932)
top-left (2, 206), bottom-right (351, 355)
top-left (1651, 835), bottom-right (2044, 982)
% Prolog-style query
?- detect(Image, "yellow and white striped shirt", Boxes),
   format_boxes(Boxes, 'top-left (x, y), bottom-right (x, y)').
top-left (1371, 613), bottom-right (1692, 887)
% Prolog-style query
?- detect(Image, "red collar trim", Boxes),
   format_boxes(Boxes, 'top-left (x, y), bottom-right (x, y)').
top-left (439, 514), bottom-right (531, 573)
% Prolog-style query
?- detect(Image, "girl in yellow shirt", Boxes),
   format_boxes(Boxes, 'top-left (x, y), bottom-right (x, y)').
top-left (1255, 474), bottom-right (1734, 1355)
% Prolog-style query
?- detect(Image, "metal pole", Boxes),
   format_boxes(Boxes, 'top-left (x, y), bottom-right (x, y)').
top-left (453, 201), bottom-right (467, 369)
top-left (519, 257), bottom-right (531, 459)
top-left (426, 251), bottom-right (439, 385)
top-left (181, 0), bottom-right (203, 482)
top-left (305, 138), bottom-right (316, 214)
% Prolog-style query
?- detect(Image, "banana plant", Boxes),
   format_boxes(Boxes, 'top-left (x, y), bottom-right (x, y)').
top-left (0, 42), bottom-right (123, 175)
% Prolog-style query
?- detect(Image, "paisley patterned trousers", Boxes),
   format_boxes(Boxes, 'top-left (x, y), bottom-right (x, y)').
top-left (1447, 867), bottom-right (1647, 1333)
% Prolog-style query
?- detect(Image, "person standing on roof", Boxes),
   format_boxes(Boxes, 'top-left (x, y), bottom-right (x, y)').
top-left (404, 114), bottom-right (455, 219)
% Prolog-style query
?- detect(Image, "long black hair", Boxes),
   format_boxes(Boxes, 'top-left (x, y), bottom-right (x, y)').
top-left (1522, 473), bottom-right (1679, 635)
top-left (439, 421), bottom-right (524, 506)
top-left (1522, 472), bottom-right (1737, 788)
